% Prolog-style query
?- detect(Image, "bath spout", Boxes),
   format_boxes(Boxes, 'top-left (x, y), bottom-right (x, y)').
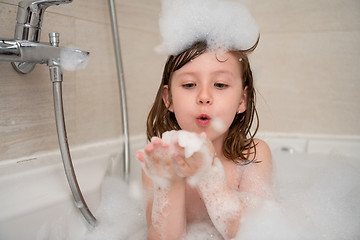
top-left (1, 40), bottom-right (59, 63)
top-left (0, 39), bottom-right (89, 73)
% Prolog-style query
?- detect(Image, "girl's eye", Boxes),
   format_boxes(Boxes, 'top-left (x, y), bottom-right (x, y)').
top-left (182, 83), bottom-right (196, 88)
top-left (214, 83), bottom-right (228, 89)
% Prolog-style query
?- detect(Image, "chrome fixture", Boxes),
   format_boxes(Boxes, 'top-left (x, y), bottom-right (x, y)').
top-left (15, 0), bottom-right (72, 42)
top-left (13, 0), bottom-right (72, 74)
top-left (280, 146), bottom-right (296, 154)
top-left (1, 0), bottom-right (96, 227)
top-left (0, 39), bottom-right (85, 65)
top-left (108, 0), bottom-right (130, 183)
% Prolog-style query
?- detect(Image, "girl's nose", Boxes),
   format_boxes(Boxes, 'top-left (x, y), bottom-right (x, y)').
top-left (197, 88), bottom-right (212, 105)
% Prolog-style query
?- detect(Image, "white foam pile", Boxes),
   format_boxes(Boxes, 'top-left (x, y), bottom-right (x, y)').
top-left (60, 46), bottom-right (89, 71)
top-left (156, 0), bottom-right (259, 55)
top-left (37, 177), bottom-right (147, 240)
top-left (82, 178), bottom-right (146, 240)
top-left (235, 152), bottom-right (360, 240)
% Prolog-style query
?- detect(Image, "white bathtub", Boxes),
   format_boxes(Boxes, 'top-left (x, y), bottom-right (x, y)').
top-left (0, 134), bottom-right (359, 239)
top-left (0, 137), bottom-right (145, 240)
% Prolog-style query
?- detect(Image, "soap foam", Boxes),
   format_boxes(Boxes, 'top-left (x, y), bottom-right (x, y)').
top-left (211, 117), bottom-right (226, 133)
top-left (184, 220), bottom-right (223, 239)
top-left (60, 46), bottom-right (89, 71)
top-left (177, 131), bottom-right (204, 158)
top-left (235, 153), bottom-right (360, 240)
top-left (156, 0), bottom-right (259, 55)
top-left (83, 178), bottom-right (146, 240)
top-left (37, 177), bottom-right (146, 240)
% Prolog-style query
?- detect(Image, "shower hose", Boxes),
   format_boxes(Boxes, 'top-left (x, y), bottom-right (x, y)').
top-left (51, 70), bottom-right (97, 227)
top-left (46, 0), bottom-right (128, 227)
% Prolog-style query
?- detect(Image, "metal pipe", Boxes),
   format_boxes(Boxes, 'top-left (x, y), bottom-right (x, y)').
top-left (52, 77), bottom-right (97, 227)
top-left (108, 0), bottom-right (130, 183)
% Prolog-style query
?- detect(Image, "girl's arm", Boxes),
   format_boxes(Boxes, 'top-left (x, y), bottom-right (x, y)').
top-left (137, 138), bottom-right (187, 240)
top-left (142, 172), bottom-right (186, 240)
top-left (182, 139), bottom-right (272, 239)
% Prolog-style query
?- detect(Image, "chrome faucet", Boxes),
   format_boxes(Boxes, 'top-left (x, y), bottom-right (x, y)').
top-left (0, 0), bottom-right (78, 74)
top-left (15, 0), bottom-right (72, 42)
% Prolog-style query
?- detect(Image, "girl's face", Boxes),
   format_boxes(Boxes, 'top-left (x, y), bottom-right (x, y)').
top-left (162, 50), bottom-right (247, 146)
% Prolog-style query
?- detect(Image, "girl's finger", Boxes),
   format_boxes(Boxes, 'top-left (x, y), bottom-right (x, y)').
top-left (144, 144), bottom-right (154, 155)
top-left (173, 151), bottom-right (187, 168)
top-left (136, 151), bottom-right (145, 162)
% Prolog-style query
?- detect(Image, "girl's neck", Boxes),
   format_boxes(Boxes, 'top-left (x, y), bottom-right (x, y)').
top-left (212, 135), bottom-right (226, 162)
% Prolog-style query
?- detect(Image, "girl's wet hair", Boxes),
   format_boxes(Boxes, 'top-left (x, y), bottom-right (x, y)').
top-left (147, 39), bottom-right (260, 164)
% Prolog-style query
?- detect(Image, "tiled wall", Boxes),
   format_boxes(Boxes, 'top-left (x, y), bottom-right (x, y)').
top-left (251, 0), bottom-right (360, 135)
top-left (0, 0), bottom-right (163, 161)
top-left (0, 0), bottom-right (359, 162)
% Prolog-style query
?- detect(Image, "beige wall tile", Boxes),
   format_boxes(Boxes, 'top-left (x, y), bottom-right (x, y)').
top-left (0, 62), bottom-right (76, 160)
top-left (254, 31), bottom-right (360, 134)
top-left (252, 0), bottom-right (360, 33)
top-left (0, 3), bottom-right (17, 38)
top-left (73, 19), bottom-right (121, 144)
top-left (118, 27), bottom-right (165, 136)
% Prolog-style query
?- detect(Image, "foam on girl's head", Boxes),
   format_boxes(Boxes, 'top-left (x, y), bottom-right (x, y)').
top-left (156, 0), bottom-right (259, 56)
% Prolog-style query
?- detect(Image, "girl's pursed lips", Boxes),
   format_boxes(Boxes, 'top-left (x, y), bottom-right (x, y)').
top-left (196, 114), bottom-right (211, 126)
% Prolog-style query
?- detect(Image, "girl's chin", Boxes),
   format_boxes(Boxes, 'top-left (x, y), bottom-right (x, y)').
top-left (201, 130), bottom-right (227, 143)
top-left (179, 125), bottom-right (227, 139)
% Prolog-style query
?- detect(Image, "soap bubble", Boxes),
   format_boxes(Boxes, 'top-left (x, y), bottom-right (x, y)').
top-left (211, 117), bottom-right (226, 133)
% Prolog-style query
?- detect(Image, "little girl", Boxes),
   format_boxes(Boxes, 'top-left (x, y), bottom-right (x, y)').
top-left (136, 1), bottom-right (272, 239)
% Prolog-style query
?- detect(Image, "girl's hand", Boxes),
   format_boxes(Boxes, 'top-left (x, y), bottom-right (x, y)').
top-left (136, 137), bottom-right (184, 184)
top-left (172, 133), bottom-right (216, 179)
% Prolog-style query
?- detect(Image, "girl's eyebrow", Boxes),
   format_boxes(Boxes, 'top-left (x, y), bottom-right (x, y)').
top-left (213, 70), bottom-right (235, 77)
top-left (172, 72), bottom-right (198, 81)
top-left (175, 70), bottom-right (235, 78)
top-left (208, 70), bottom-right (237, 80)
top-left (174, 70), bottom-right (204, 77)
top-left (175, 72), bottom-right (196, 78)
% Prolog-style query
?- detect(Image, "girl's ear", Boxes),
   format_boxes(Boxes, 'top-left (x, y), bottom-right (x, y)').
top-left (162, 85), bottom-right (172, 110)
top-left (237, 86), bottom-right (248, 114)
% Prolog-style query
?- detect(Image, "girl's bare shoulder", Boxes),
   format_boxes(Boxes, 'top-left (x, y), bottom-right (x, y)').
top-left (253, 138), bottom-right (272, 164)
top-left (238, 138), bottom-right (273, 197)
